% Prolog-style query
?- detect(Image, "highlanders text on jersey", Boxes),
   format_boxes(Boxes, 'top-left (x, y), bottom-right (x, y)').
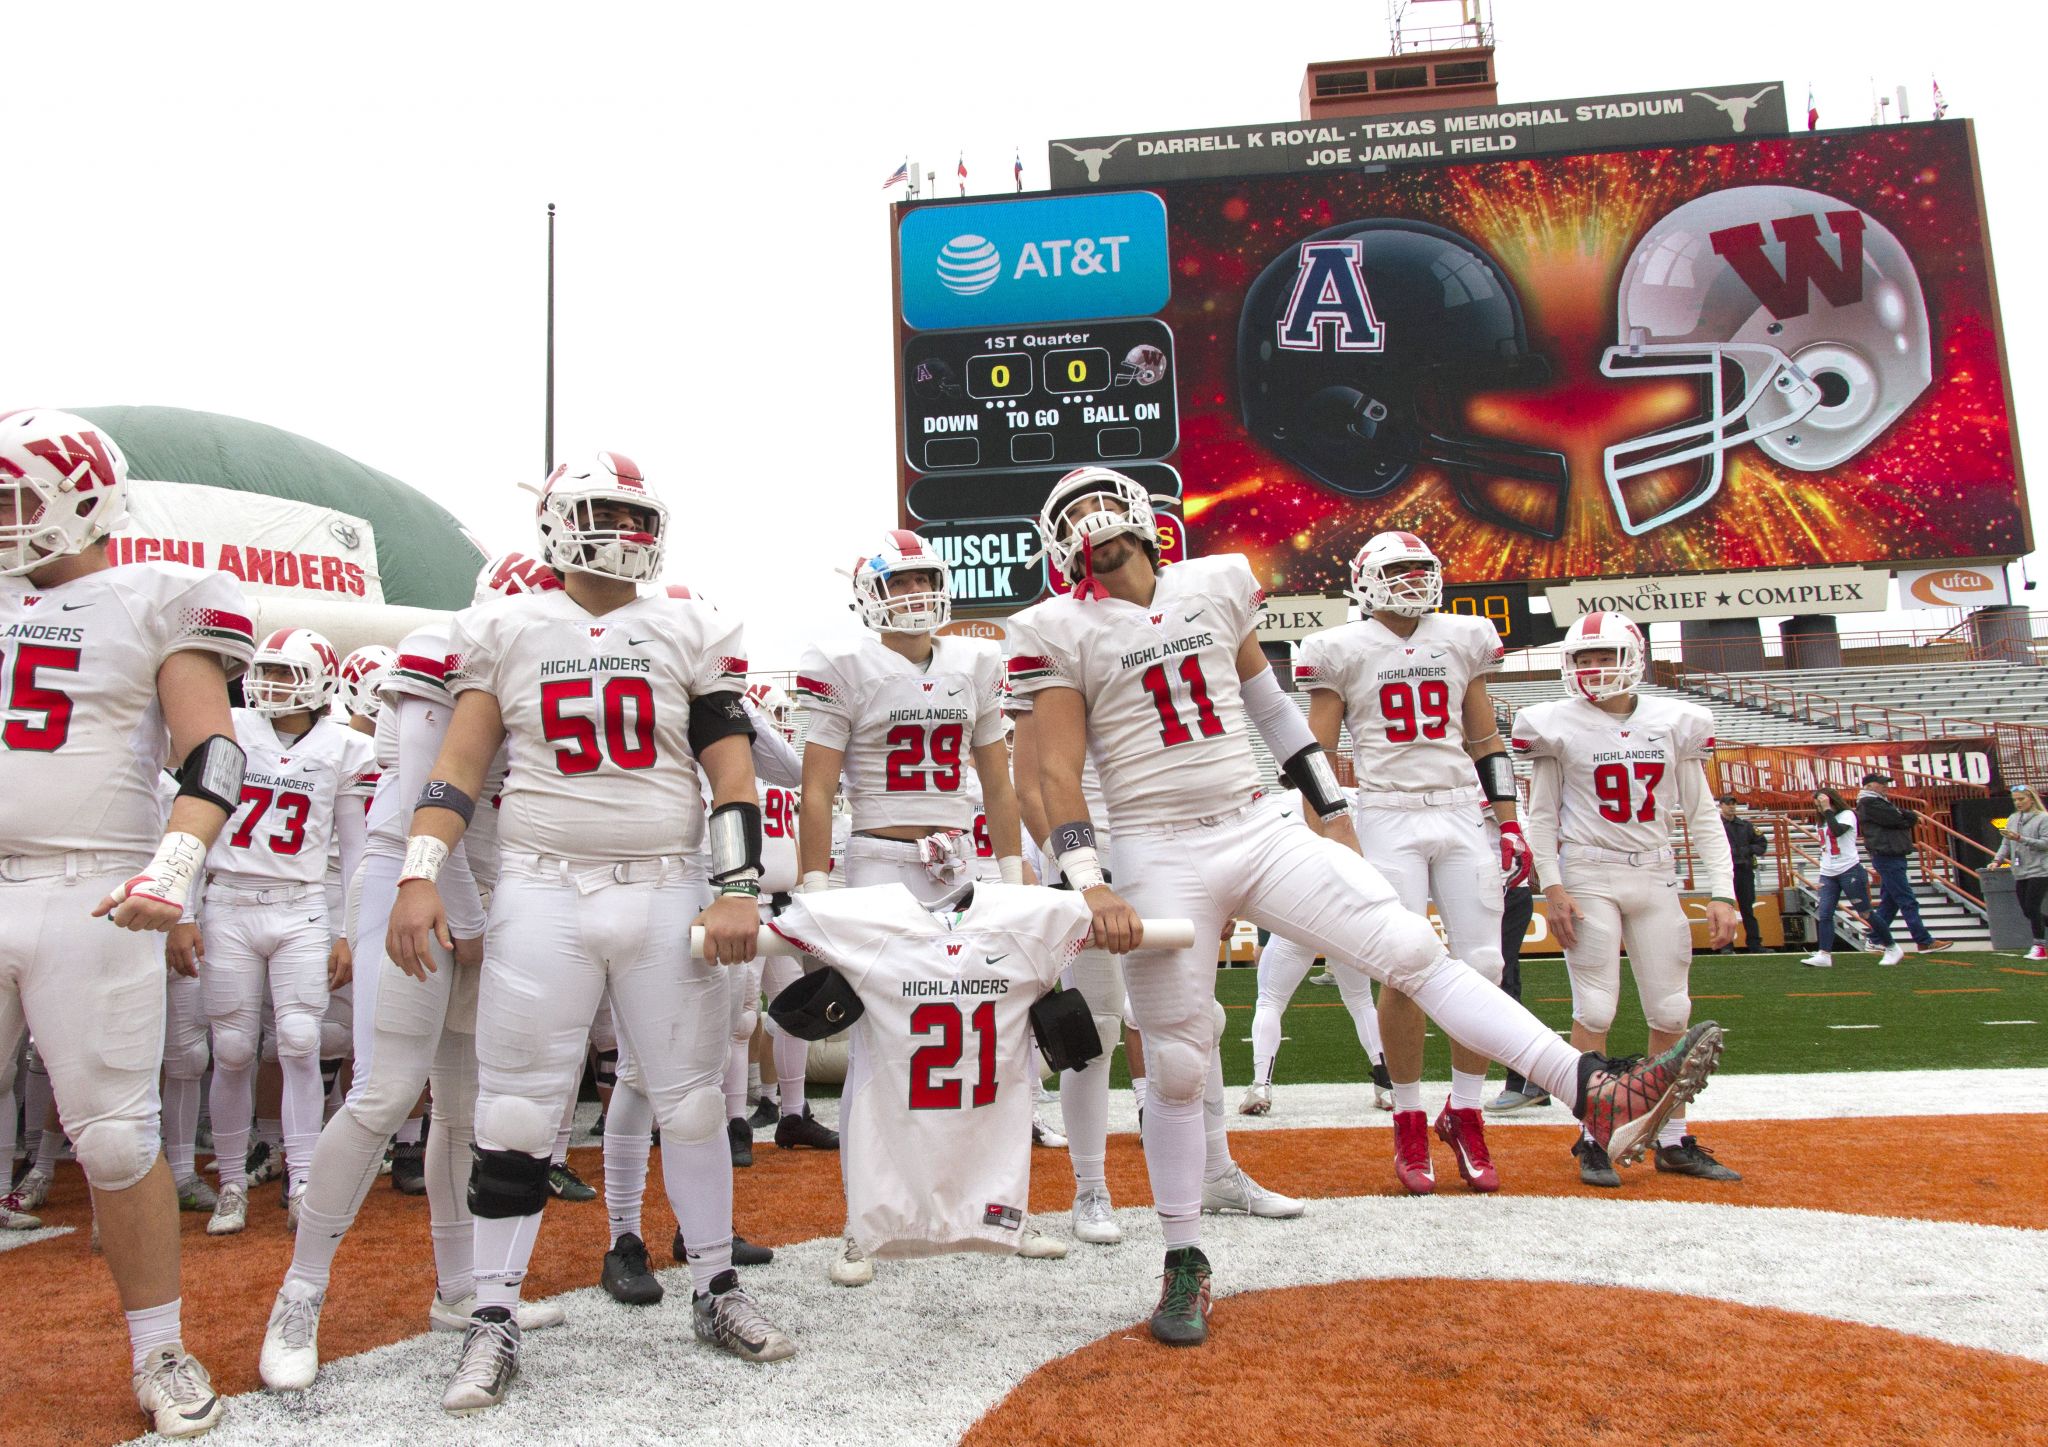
top-left (0, 563), bottom-right (254, 860)
top-left (1511, 694), bottom-right (1715, 859)
top-left (1296, 612), bottom-right (1504, 794)
top-left (447, 590), bottom-right (745, 861)
top-left (770, 883), bottom-right (1090, 1255)
top-left (794, 636), bottom-right (1004, 833)
top-left (205, 709), bottom-right (374, 889)
top-left (1006, 554), bottom-right (1263, 830)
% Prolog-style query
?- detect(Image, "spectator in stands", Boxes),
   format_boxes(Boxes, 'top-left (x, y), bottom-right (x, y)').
top-left (1803, 789), bottom-right (1870, 970)
top-left (1856, 772), bottom-right (1954, 964)
top-left (1990, 785), bottom-right (2048, 960)
top-left (1718, 795), bottom-right (1767, 954)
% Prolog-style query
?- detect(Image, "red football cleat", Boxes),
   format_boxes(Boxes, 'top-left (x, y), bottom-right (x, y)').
top-left (1432, 1104), bottom-right (1499, 1193)
top-left (1391, 1109), bottom-right (1435, 1195)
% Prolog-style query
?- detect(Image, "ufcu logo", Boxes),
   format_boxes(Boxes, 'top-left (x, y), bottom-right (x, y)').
top-left (1710, 209), bottom-right (1865, 320)
top-left (1277, 238), bottom-right (1386, 353)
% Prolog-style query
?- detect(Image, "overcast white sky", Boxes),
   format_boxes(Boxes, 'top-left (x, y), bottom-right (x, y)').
top-left (5, 1), bottom-right (2043, 663)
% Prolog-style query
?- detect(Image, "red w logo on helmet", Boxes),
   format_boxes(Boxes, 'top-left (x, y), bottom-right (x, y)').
top-left (24, 431), bottom-right (118, 492)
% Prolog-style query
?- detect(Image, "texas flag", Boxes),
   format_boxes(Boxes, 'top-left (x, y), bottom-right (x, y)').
top-left (1014, 150), bottom-right (1023, 192)
top-left (957, 153), bottom-right (967, 195)
top-left (1806, 82), bottom-right (1818, 131)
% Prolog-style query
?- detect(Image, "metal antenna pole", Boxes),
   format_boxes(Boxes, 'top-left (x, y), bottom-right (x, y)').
top-left (545, 203), bottom-right (557, 475)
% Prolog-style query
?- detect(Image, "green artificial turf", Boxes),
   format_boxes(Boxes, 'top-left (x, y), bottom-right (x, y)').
top-left (1175, 950), bottom-right (2047, 1086)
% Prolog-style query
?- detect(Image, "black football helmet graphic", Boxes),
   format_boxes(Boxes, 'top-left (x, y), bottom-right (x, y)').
top-left (910, 357), bottom-right (963, 401)
top-left (1238, 218), bottom-right (1568, 540)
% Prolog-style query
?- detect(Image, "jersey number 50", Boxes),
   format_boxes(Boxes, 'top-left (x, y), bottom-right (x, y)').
top-left (540, 678), bottom-right (657, 775)
top-left (909, 1000), bottom-right (997, 1110)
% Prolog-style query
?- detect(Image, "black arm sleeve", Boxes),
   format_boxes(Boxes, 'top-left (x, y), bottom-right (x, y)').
top-left (687, 691), bottom-right (756, 756)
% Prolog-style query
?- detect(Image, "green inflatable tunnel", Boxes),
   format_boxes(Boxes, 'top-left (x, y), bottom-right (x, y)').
top-left (75, 405), bottom-right (484, 611)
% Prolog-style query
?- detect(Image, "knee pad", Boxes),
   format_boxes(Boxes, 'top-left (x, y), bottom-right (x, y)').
top-left (166, 1038), bottom-right (210, 1082)
top-left (73, 1116), bottom-right (161, 1191)
top-left (731, 1007), bottom-right (759, 1047)
top-left (1090, 1013), bottom-right (1123, 1061)
top-left (593, 1048), bottom-right (619, 1090)
top-left (466, 1144), bottom-right (550, 1219)
top-left (1643, 990), bottom-right (1692, 1036)
top-left (345, 1073), bottom-right (425, 1136)
top-left (1148, 1039), bottom-right (1208, 1105)
top-left (476, 1094), bottom-right (557, 1156)
top-left (1461, 944), bottom-right (1506, 988)
top-left (1379, 914), bottom-right (1452, 993)
top-left (211, 1025), bottom-right (260, 1073)
top-left (319, 1018), bottom-right (351, 1060)
top-left (260, 1031), bottom-right (279, 1065)
top-left (1573, 989), bottom-right (1619, 1037)
top-left (1209, 999), bottom-right (1227, 1042)
top-left (660, 1085), bottom-right (726, 1144)
top-left (275, 1009), bottom-right (322, 1061)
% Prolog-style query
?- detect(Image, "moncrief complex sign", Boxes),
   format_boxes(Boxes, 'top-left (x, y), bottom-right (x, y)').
top-left (1544, 568), bottom-right (1886, 623)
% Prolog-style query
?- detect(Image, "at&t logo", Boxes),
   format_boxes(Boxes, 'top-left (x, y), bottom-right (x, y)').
top-left (938, 235), bottom-right (1002, 296)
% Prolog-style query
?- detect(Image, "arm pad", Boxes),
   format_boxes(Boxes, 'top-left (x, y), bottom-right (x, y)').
top-left (1476, 751), bottom-right (1517, 804)
top-left (1029, 986), bottom-right (1104, 1072)
top-left (1241, 666), bottom-right (1319, 765)
top-left (1280, 745), bottom-right (1348, 821)
top-left (416, 780), bottom-right (476, 827)
top-left (708, 800), bottom-right (764, 886)
top-left (688, 691), bottom-right (756, 756)
top-left (177, 733), bottom-right (246, 814)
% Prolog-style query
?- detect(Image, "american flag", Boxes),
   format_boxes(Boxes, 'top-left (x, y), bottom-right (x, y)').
top-left (883, 160), bottom-right (908, 190)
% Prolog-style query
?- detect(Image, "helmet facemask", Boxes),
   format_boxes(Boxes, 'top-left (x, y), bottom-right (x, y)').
top-left (856, 564), bottom-right (952, 635)
top-left (1562, 641), bottom-right (1644, 703)
top-left (246, 630), bottom-right (339, 717)
top-left (0, 414), bottom-right (129, 578)
top-left (540, 492), bottom-right (667, 583)
top-left (1036, 468), bottom-right (1159, 598)
top-left (1352, 559), bottom-right (1442, 617)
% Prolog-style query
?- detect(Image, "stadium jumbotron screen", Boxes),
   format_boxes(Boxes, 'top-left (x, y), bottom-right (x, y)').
top-left (893, 121), bottom-right (2026, 603)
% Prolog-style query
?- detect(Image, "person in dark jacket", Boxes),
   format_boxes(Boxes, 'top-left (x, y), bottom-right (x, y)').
top-left (1856, 772), bottom-right (1954, 964)
top-left (1718, 796), bottom-right (1767, 953)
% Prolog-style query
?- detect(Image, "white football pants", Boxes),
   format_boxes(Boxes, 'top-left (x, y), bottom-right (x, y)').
top-left (1559, 853), bottom-right (1694, 1035)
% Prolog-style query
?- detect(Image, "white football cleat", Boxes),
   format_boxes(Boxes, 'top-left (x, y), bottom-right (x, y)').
top-left (1018, 1227), bottom-right (1067, 1260)
top-left (284, 1181), bottom-right (307, 1235)
top-left (5, 1166), bottom-right (51, 1212)
top-left (1201, 1162), bottom-right (1305, 1218)
top-left (1071, 1185), bottom-right (1122, 1245)
top-left (692, 1283), bottom-right (797, 1363)
top-left (441, 1308), bottom-right (519, 1414)
top-left (206, 1182), bottom-right (248, 1236)
top-left (0, 1200), bottom-right (41, 1230)
top-left (1799, 951), bottom-right (1833, 969)
top-left (259, 1282), bottom-right (325, 1392)
top-left (1031, 1117), bottom-right (1067, 1149)
top-left (828, 1236), bottom-right (874, 1287)
top-left (429, 1293), bottom-right (567, 1333)
top-left (132, 1347), bottom-right (223, 1438)
top-left (1878, 944), bottom-right (1905, 966)
top-left (1239, 1082), bottom-right (1272, 1116)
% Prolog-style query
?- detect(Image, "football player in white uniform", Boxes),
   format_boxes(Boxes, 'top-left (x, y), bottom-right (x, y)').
top-left (1296, 531), bottom-right (1533, 1194)
top-left (1012, 678), bottom-right (1302, 1245)
top-left (321, 645), bottom-right (393, 1127)
top-left (1511, 611), bottom-right (1744, 1188)
top-left (0, 409), bottom-right (254, 1436)
top-left (257, 556), bottom-right (565, 1395)
top-left (389, 453), bottom-right (795, 1412)
top-left (794, 529), bottom-right (1024, 1286)
top-left (178, 628), bottom-right (373, 1235)
top-left (1008, 466), bottom-right (1725, 1346)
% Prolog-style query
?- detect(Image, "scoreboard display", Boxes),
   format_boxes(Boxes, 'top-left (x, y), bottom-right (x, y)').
top-left (903, 319), bottom-right (1177, 475)
top-left (892, 123), bottom-right (2026, 621)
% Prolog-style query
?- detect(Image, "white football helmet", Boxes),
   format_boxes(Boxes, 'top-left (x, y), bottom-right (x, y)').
top-left (0, 409), bottom-right (129, 576)
top-left (1114, 344), bottom-right (1168, 387)
top-left (336, 644), bottom-right (396, 719)
top-left (745, 681), bottom-right (796, 742)
top-left (1347, 530), bottom-right (1442, 617)
top-left (531, 452), bottom-right (667, 582)
top-left (473, 550), bottom-right (562, 604)
top-left (1600, 185), bottom-right (1932, 536)
top-left (851, 530), bottom-right (952, 634)
top-left (247, 627), bottom-right (341, 717)
top-left (1560, 611), bottom-right (1645, 703)
top-left (1035, 466), bottom-right (1160, 588)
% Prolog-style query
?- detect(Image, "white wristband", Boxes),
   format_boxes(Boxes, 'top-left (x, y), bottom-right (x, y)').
top-left (797, 870), bottom-right (831, 895)
top-left (1056, 845), bottom-right (1105, 892)
top-left (117, 831), bottom-right (207, 910)
top-left (998, 855), bottom-right (1024, 886)
top-left (399, 835), bottom-right (450, 886)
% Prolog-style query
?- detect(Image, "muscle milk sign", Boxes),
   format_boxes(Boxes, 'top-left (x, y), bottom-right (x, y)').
top-left (1049, 81), bottom-right (1788, 184)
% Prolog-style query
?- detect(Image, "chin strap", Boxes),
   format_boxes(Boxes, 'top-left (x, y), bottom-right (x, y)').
top-left (1072, 533), bottom-right (1109, 601)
